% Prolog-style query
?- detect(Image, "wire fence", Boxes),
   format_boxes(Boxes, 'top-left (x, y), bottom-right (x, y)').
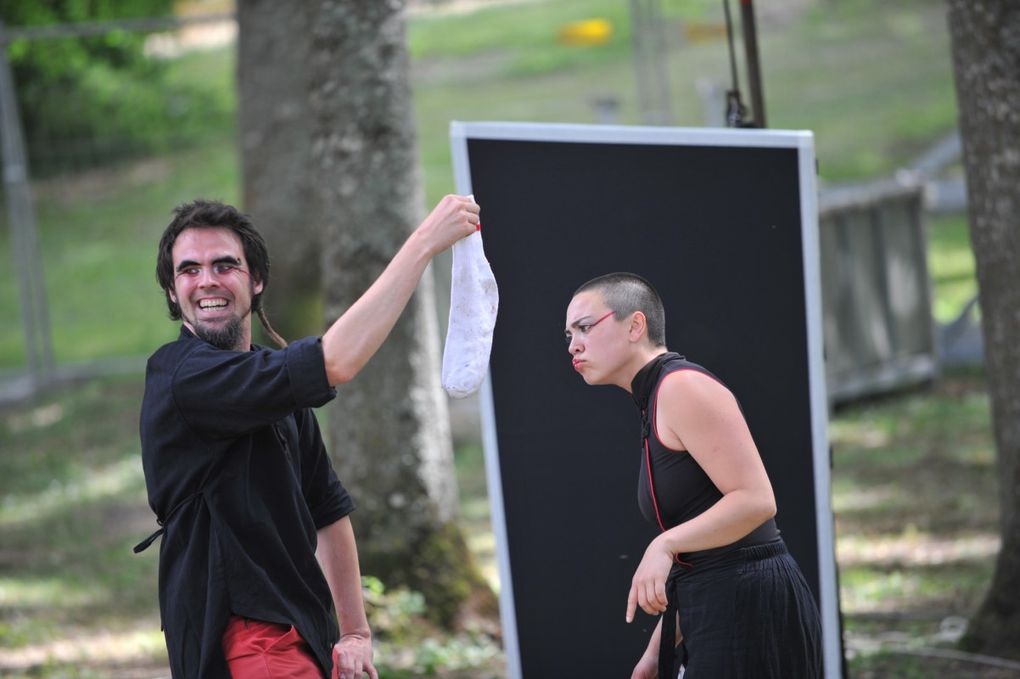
top-left (0, 11), bottom-right (241, 403)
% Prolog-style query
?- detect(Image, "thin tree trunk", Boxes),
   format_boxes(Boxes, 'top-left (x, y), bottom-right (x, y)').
top-left (309, 0), bottom-right (492, 628)
top-left (237, 0), bottom-right (322, 342)
top-left (946, 0), bottom-right (1020, 658)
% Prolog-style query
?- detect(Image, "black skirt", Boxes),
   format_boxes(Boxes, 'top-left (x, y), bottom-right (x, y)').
top-left (660, 538), bottom-right (822, 679)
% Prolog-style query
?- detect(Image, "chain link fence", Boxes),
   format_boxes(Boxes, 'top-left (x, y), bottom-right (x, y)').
top-left (0, 11), bottom-right (239, 402)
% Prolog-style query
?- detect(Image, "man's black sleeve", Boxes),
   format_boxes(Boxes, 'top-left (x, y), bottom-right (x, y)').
top-left (171, 336), bottom-right (336, 439)
top-left (296, 408), bottom-right (356, 529)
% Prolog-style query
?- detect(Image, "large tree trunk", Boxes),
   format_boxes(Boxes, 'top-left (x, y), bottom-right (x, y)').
top-left (237, 1), bottom-right (322, 342)
top-left (946, 0), bottom-right (1020, 659)
top-left (308, 0), bottom-right (492, 628)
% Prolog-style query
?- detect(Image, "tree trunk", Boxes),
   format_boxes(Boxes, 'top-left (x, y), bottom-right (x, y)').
top-left (237, 0), bottom-right (323, 342)
top-left (308, 0), bottom-right (493, 628)
top-left (946, 0), bottom-right (1020, 659)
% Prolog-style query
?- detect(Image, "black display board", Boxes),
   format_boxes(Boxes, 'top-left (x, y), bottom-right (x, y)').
top-left (450, 122), bottom-right (840, 678)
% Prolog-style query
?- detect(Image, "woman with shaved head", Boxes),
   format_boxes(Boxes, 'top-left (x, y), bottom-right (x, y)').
top-left (565, 272), bottom-right (821, 679)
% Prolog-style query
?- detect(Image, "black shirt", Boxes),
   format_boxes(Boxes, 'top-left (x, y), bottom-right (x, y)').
top-left (139, 327), bottom-right (355, 678)
top-left (631, 352), bottom-right (778, 565)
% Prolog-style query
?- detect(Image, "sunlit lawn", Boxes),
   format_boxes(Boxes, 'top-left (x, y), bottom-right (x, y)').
top-left (0, 363), bottom-right (1001, 676)
top-left (829, 368), bottom-right (1003, 674)
top-left (1, 0), bottom-right (963, 372)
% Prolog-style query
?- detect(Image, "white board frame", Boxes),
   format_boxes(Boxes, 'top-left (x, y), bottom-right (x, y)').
top-left (450, 120), bottom-right (840, 679)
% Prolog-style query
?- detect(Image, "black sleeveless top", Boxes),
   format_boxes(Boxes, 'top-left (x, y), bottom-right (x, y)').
top-left (631, 352), bottom-right (778, 565)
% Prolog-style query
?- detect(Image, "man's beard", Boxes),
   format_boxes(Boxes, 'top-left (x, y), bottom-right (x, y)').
top-left (193, 315), bottom-right (245, 350)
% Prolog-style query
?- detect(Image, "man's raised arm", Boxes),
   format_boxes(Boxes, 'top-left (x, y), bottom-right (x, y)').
top-left (321, 195), bottom-right (479, 385)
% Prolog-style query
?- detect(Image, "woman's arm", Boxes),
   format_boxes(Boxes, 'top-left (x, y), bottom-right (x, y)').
top-left (654, 369), bottom-right (777, 551)
top-left (627, 370), bottom-right (776, 621)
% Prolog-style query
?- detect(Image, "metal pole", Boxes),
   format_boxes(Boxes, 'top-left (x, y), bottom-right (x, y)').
top-left (740, 0), bottom-right (767, 127)
top-left (628, 0), bottom-right (673, 125)
top-left (0, 20), bottom-right (54, 387)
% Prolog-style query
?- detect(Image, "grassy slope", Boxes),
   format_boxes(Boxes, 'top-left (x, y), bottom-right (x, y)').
top-left (0, 0), bottom-right (966, 370)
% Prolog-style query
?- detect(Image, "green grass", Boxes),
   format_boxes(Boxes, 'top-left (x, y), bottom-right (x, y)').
top-left (751, 0), bottom-right (957, 181)
top-left (0, 367), bottom-right (1000, 676)
top-left (0, 139), bottom-right (240, 371)
top-left (409, 0), bottom-right (631, 64)
top-left (928, 214), bottom-right (978, 323)
top-left (829, 369), bottom-right (1002, 674)
top-left (408, 0), bottom-right (716, 67)
top-left (0, 0), bottom-right (969, 372)
top-left (0, 377), bottom-right (155, 604)
top-left (0, 375), bottom-right (164, 674)
top-left (410, 0), bottom-right (959, 194)
top-left (0, 45), bottom-right (238, 371)
top-left (0, 375), bottom-right (503, 676)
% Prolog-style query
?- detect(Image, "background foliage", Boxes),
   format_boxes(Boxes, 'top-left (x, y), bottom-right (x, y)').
top-left (1, 0), bottom-right (233, 174)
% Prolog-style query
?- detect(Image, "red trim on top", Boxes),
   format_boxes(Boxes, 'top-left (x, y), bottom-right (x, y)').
top-left (643, 424), bottom-right (667, 533)
top-left (643, 408), bottom-right (694, 569)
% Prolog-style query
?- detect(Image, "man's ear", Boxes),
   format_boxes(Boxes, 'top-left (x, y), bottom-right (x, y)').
top-left (629, 311), bottom-right (647, 343)
top-left (168, 288), bottom-right (178, 304)
top-left (254, 278), bottom-right (264, 296)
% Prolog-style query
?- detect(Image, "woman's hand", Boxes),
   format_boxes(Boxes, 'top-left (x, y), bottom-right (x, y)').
top-left (626, 535), bottom-right (674, 623)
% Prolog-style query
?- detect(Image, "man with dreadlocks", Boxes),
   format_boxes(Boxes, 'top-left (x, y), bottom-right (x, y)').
top-left (136, 196), bottom-right (479, 679)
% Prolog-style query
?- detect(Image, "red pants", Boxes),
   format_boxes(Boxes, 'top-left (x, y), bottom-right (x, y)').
top-left (222, 616), bottom-right (326, 679)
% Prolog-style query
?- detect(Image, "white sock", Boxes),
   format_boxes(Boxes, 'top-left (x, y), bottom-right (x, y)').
top-left (442, 215), bottom-right (498, 399)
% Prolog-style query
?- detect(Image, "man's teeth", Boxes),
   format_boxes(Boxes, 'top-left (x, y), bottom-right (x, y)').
top-left (199, 299), bottom-right (228, 309)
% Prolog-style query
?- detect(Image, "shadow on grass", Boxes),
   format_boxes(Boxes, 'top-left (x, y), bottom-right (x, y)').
top-left (1, 376), bottom-right (165, 675)
top-left (834, 453), bottom-right (998, 536)
top-left (831, 368), bottom-right (1011, 677)
top-left (1, 376), bottom-right (506, 678)
top-left (0, 358), bottom-right (1002, 678)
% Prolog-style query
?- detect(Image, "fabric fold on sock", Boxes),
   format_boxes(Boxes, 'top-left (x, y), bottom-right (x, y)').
top-left (442, 218), bottom-right (498, 399)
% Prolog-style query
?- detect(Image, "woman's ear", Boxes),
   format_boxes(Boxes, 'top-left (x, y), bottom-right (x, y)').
top-left (629, 311), bottom-right (648, 343)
